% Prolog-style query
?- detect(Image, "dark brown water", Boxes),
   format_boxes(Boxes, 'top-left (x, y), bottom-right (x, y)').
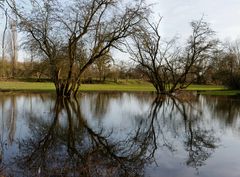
top-left (0, 92), bottom-right (239, 177)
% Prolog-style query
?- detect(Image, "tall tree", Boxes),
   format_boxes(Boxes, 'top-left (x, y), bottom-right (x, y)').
top-left (95, 51), bottom-right (112, 82)
top-left (1, 1), bottom-right (7, 77)
top-left (9, 15), bottom-right (18, 78)
top-left (211, 39), bottom-right (240, 88)
top-left (1, 0), bottom-right (18, 78)
top-left (7, 0), bottom-right (147, 97)
top-left (128, 18), bottom-right (217, 94)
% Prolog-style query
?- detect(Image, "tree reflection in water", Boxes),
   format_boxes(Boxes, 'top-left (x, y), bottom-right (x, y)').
top-left (205, 95), bottom-right (240, 127)
top-left (135, 94), bottom-right (219, 170)
top-left (0, 93), bottom-right (220, 176)
top-left (14, 97), bottom-right (154, 177)
top-left (172, 95), bottom-right (218, 169)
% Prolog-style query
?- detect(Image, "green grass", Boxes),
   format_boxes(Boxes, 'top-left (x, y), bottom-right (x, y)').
top-left (186, 84), bottom-right (226, 91)
top-left (0, 80), bottom-right (238, 96)
top-left (185, 85), bottom-right (240, 96)
top-left (198, 90), bottom-right (240, 96)
top-left (0, 81), bottom-right (155, 92)
top-left (79, 83), bottom-right (155, 92)
top-left (186, 84), bottom-right (240, 96)
top-left (0, 81), bottom-right (55, 92)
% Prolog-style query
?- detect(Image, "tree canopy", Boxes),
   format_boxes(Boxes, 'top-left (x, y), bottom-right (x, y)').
top-left (128, 18), bottom-right (217, 94)
top-left (7, 0), bottom-right (148, 97)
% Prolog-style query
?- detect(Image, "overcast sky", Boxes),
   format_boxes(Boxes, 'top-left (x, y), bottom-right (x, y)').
top-left (1, 0), bottom-right (240, 60)
top-left (151, 0), bottom-right (240, 40)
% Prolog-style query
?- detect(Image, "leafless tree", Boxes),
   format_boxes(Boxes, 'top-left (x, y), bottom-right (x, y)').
top-left (7, 0), bottom-right (147, 97)
top-left (1, 0), bottom-right (18, 79)
top-left (8, 16), bottom-right (18, 78)
top-left (128, 18), bottom-right (217, 94)
top-left (1, 1), bottom-right (8, 78)
top-left (208, 39), bottom-right (240, 87)
top-left (94, 51), bottom-right (113, 82)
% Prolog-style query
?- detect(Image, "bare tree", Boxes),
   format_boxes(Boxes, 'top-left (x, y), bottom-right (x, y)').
top-left (8, 15), bottom-right (18, 78)
top-left (1, 0), bottom-right (18, 79)
top-left (211, 39), bottom-right (240, 88)
top-left (128, 18), bottom-right (217, 94)
top-left (94, 51), bottom-right (112, 82)
top-left (7, 0), bottom-right (147, 97)
top-left (1, 1), bottom-right (8, 78)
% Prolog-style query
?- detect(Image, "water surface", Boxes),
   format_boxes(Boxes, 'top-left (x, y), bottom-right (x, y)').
top-left (0, 92), bottom-right (239, 177)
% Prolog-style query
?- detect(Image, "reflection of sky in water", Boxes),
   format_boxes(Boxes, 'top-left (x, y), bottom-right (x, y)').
top-left (81, 93), bottom-right (151, 140)
top-left (0, 94), bottom-right (55, 163)
top-left (0, 93), bottom-right (239, 176)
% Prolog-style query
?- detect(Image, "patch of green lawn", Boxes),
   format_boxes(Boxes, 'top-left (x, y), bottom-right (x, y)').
top-left (0, 81), bottom-right (55, 92)
top-left (197, 90), bottom-right (240, 96)
top-left (186, 84), bottom-right (226, 91)
top-left (186, 85), bottom-right (240, 96)
top-left (0, 81), bottom-right (155, 92)
top-left (0, 81), bottom-right (238, 96)
top-left (79, 83), bottom-right (155, 92)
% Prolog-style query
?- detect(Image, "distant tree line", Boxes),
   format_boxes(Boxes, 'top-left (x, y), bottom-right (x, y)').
top-left (0, 59), bottom-right (142, 82)
top-left (1, 42), bottom-right (240, 87)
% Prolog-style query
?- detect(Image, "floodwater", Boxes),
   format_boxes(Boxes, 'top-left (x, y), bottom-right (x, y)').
top-left (0, 92), bottom-right (240, 177)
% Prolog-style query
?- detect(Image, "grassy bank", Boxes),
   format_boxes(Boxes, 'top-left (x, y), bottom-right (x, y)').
top-left (0, 81), bottom-right (55, 92)
top-left (0, 81), bottom-right (155, 92)
top-left (0, 80), bottom-right (230, 94)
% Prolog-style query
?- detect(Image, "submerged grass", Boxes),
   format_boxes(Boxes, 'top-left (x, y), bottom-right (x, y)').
top-left (0, 80), bottom-right (237, 95)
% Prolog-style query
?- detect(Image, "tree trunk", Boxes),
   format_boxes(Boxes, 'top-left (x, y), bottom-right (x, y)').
top-left (10, 18), bottom-right (18, 78)
top-left (54, 80), bottom-right (80, 98)
top-left (1, 9), bottom-right (8, 78)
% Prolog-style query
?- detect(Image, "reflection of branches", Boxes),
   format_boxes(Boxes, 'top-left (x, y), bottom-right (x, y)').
top-left (0, 93), bottom-right (57, 175)
top-left (185, 128), bottom-right (217, 168)
top-left (171, 95), bottom-right (218, 169)
top-left (16, 97), bottom-right (62, 175)
top-left (7, 96), bottom-right (16, 145)
top-left (205, 95), bottom-right (240, 126)
top-left (89, 93), bottom-right (112, 119)
top-left (89, 92), bottom-right (153, 120)
top-left (136, 94), bottom-right (219, 170)
top-left (14, 97), bottom-right (157, 177)
top-left (126, 95), bottom-right (177, 171)
top-left (4, 93), bottom-right (220, 176)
